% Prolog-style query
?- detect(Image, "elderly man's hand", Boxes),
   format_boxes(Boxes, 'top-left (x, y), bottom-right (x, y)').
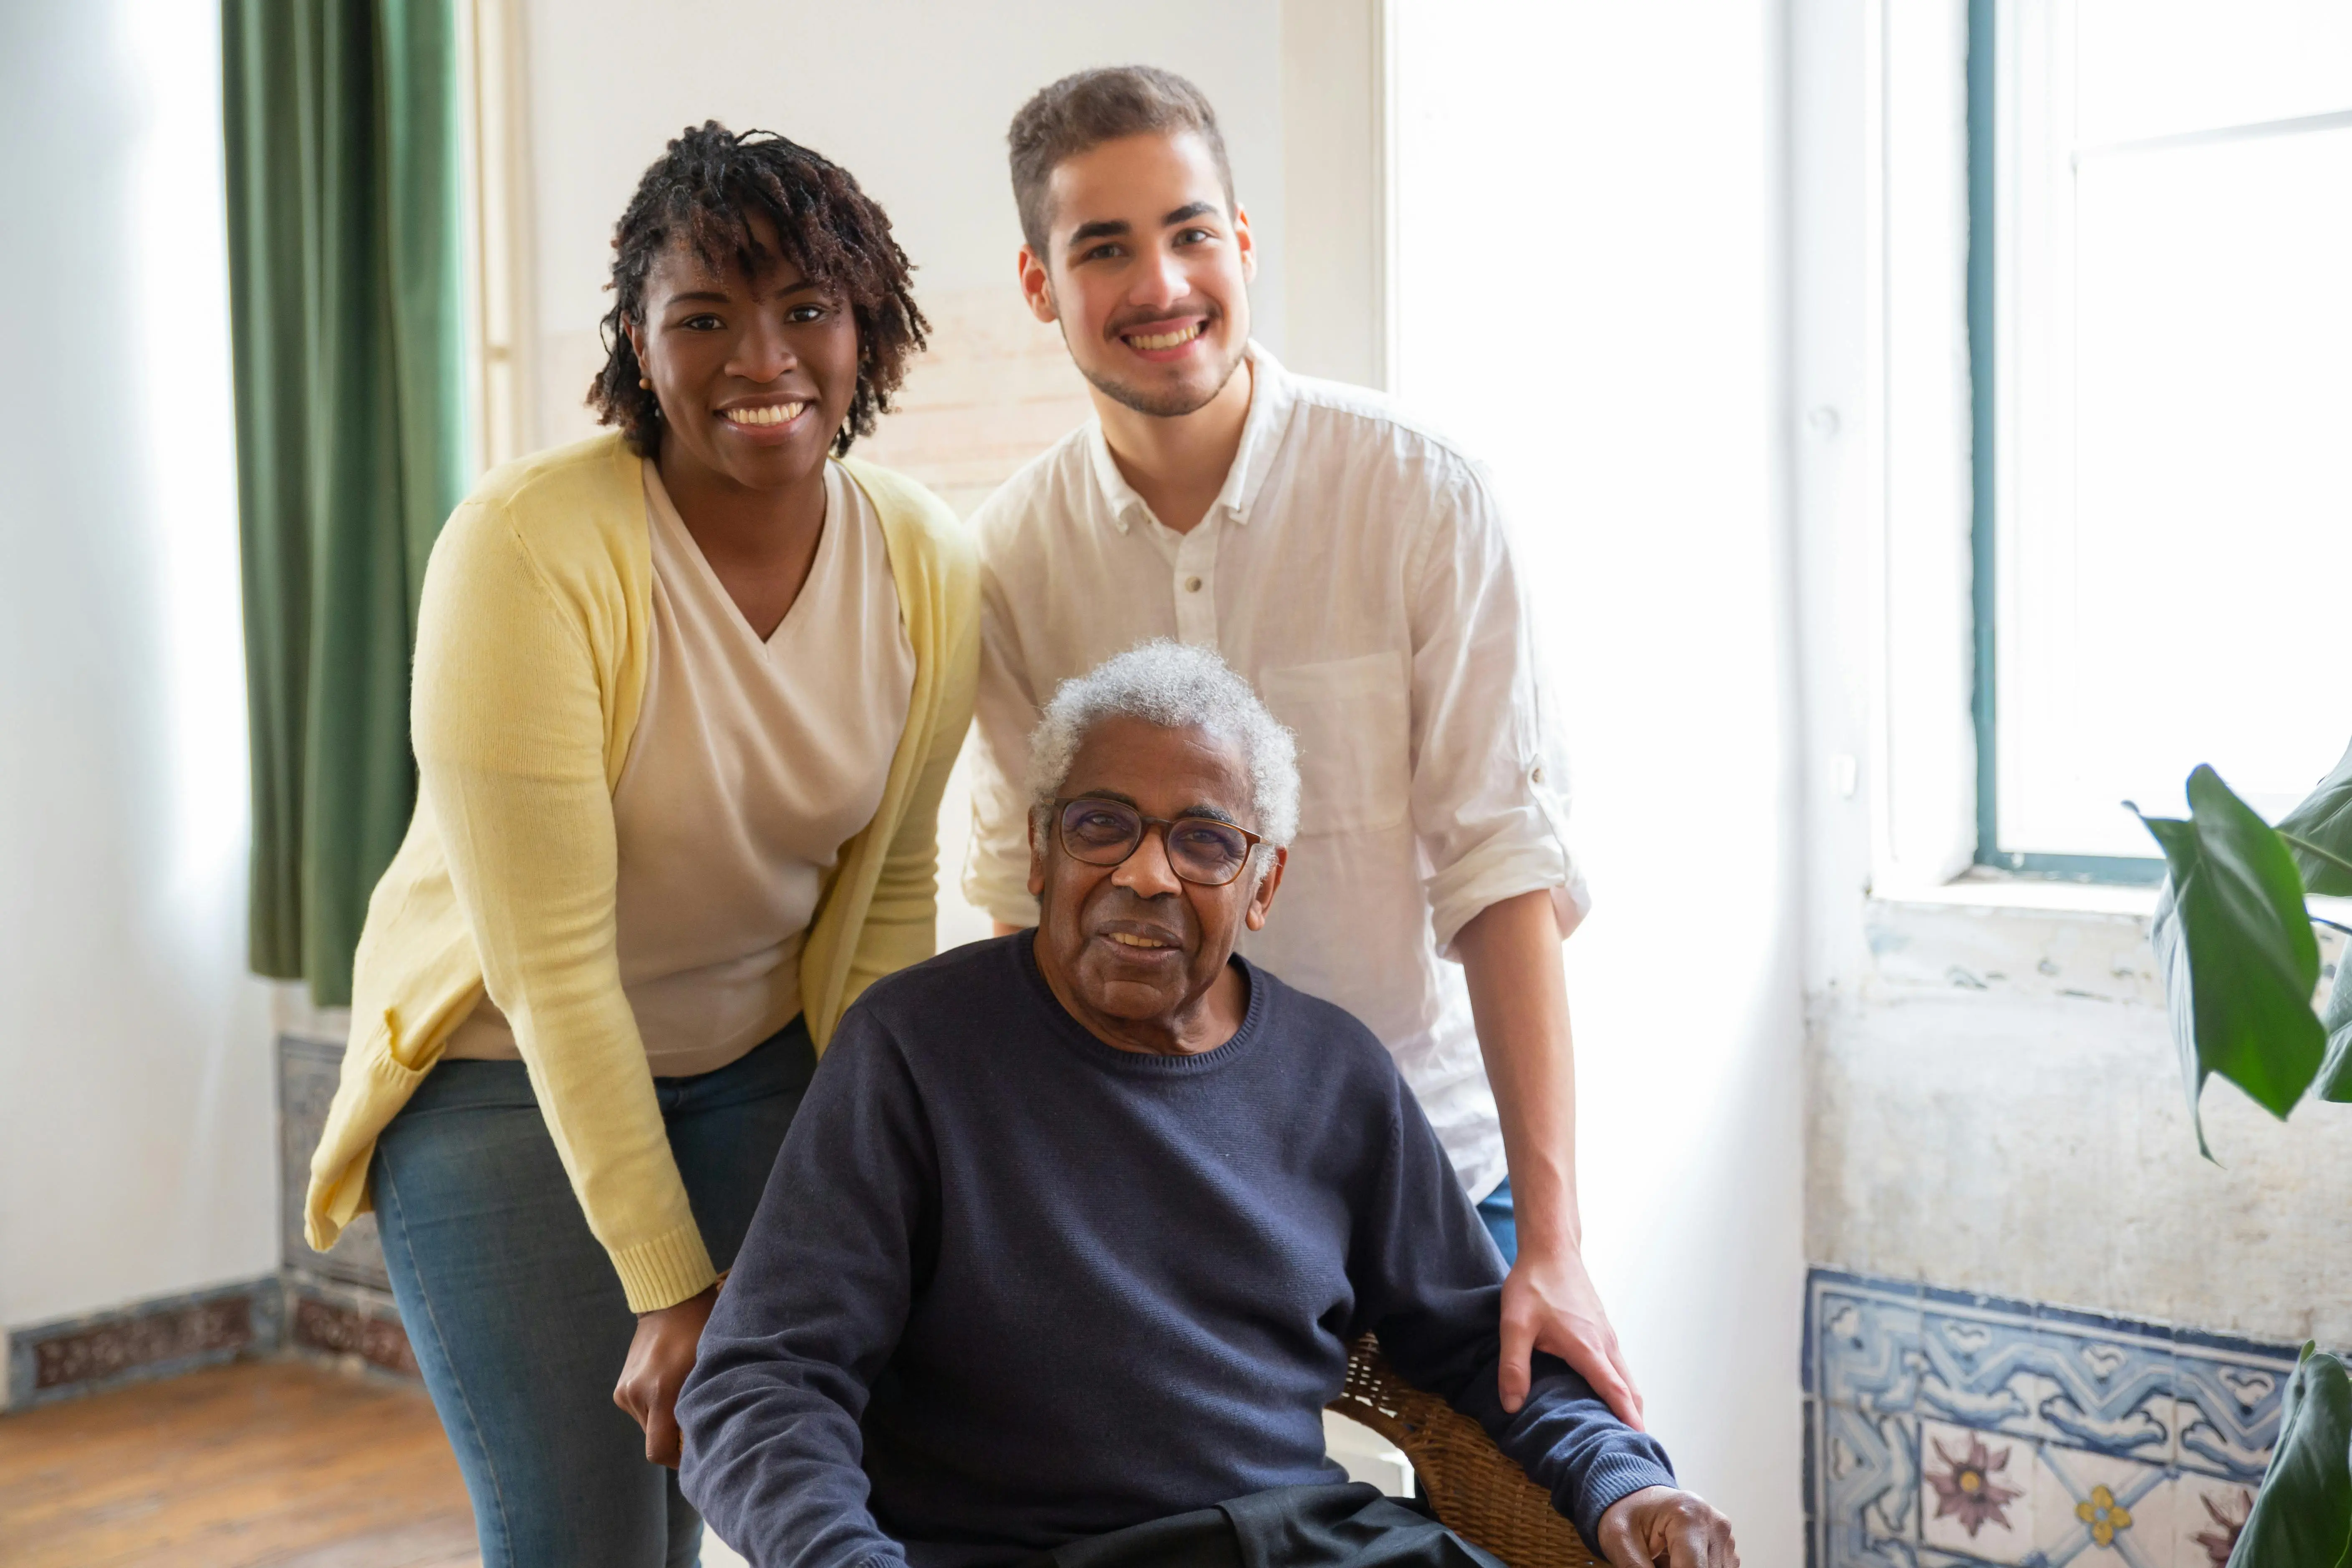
top-left (1498, 1240), bottom-right (1643, 1427)
top-left (1595, 1486), bottom-right (1738, 1568)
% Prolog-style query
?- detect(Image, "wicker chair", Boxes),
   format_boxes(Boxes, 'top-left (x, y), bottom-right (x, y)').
top-left (1326, 1336), bottom-right (1602, 1568)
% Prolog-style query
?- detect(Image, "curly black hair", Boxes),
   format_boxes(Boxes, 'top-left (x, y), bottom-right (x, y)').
top-left (589, 122), bottom-right (927, 457)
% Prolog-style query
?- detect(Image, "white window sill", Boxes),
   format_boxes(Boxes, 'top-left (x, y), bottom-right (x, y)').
top-left (1859, 873), bottom-right (2349, 1010)
top-left (1871, 871), bottom-right (2159, 920)
top-left (1873, 872), bottom-right (2352, 927)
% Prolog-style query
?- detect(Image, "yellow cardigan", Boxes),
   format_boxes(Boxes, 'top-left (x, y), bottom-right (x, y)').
top-left (303, 432), bottom-right (977, 1312)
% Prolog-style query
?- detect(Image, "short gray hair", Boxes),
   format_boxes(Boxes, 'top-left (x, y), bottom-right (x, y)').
top-left (1028, 640), bottom-right (1300, 849)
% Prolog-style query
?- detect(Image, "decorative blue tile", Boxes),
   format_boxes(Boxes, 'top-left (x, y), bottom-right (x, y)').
top-left (1831, 1524), bottom-right (1921, 1568)
top-left (2028, 1327), bottom-right (2175, 1465)
top-left (1916, 1308), bottom-right (2054, 1440)
top-left (1816, 1283), bottom-right (1924, 1414)
top-left (2172, 1346), bottom-right (2288, 1481)
top-left (1804, 1271), bottom-right (2299, 1568)
top-left (1822, 1403), bottom-right (1918, 1548)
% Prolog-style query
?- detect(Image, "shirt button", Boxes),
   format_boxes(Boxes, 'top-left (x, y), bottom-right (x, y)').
top-left (1531, 765), bottom-right (1547, 784)
top-left (1184, 576), bottom-right (1204, 593)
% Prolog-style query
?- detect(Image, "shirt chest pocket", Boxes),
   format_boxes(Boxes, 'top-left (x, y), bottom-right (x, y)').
top-left (1259, 652), bottom-right (1412, 837)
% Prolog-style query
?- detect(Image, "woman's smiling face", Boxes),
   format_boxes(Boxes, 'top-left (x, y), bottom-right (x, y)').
top-left (626, 209), bottom-right (860, 493)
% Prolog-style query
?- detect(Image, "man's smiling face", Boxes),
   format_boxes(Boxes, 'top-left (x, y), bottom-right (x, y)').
top-left (1028, 715), bottom-right (1282, 1044)
top-left (1019, 131), bottom-right (1255, 419)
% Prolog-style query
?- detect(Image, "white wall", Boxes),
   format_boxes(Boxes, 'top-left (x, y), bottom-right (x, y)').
top-left (1391, 3), bottom-right (1806, 1560)
top-left (0, 2), bottom-right (275, 1359)
top-left (513, 0), bottom-right (1294, 461)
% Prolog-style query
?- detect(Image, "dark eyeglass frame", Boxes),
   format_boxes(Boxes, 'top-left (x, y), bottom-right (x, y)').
top-left (1051, 795), bottom-right (1264, 887)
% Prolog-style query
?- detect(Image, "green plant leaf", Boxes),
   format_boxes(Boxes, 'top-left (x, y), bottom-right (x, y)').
top-left (2319, 959), bottom-right (2352, 1104)
top-left (2137, 765), bottom-right (2325, 1156)
top-left (2278, 734), bottom-right (2352, 897)
top-left (2229, 1343), bottom-right (2352, 1568)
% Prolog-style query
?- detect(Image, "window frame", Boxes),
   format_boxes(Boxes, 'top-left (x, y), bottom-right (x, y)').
top-left (1966, 0), bottom-right (2167, 886)
top-left (1967, 0), bottom-right (2352, 885)
top-left (456, 0), bottom-right (536, 473)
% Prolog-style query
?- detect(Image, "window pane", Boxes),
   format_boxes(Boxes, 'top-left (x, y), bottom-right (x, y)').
top-left (2001, 126), bottom-right (2352, 855)
top-left (2075, 0), bottom-right (2352, 146)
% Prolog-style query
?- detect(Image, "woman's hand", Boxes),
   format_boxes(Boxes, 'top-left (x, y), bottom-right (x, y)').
top-left (613, 1283), bottom-right (719, 1467)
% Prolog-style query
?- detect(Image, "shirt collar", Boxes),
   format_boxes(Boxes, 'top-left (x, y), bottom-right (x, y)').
top-left (1085, 340), bottom-right (1296, 534)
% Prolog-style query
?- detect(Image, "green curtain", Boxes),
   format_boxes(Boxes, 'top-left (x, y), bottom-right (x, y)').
top-left (222, 0), bottom-right (468, 1005)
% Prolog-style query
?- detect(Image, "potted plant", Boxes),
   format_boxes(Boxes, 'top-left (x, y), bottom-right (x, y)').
top-left (2135, 745), bottom-right (2352, 1561)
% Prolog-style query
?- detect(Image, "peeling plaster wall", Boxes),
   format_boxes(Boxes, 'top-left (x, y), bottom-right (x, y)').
top-left (1806, 902), bottom-right (2352, 1348)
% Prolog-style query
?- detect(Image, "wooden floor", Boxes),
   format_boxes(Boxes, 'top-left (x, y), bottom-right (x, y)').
top-left (0, 1360), bottom-right (478, 1568)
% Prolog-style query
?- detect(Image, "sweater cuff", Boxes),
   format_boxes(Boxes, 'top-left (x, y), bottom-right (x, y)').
top-left (611, 1223), bottom-right (718, 1313)
top-left (1570, 1456), bottom-right (1679, 1553)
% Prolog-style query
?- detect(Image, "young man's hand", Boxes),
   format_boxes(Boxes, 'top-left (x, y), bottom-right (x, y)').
top-left (613, 1283), bottom-right (719, 1467)
top-left (1595, 1486), bottom-right (1738, 1568)
top-left (1498, 1239), bottom-right (1644, 1427)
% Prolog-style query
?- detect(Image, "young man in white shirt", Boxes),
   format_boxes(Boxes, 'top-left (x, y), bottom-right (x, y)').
top-left (964, 65), bottom-right (1641, 1427)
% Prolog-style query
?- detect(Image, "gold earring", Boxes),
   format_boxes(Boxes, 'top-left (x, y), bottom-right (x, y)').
top-left (638, 376), bottom-right (652, 389)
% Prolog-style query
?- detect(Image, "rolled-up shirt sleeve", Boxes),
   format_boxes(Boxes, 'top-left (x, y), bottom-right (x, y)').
top-left (1407, 461), bottom-right (1590, 958)
top-left (964, 536), bottom-right (1046, 928)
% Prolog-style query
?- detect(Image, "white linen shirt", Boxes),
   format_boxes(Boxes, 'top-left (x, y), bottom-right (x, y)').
top-left (965, 344), bottom-right (1587, 1198)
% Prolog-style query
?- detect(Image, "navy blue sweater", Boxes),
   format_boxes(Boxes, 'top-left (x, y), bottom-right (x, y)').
top-left (677, 935), bottom-right (1674, 1568)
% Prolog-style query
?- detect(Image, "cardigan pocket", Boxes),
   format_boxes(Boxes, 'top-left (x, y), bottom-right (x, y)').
top-left (381, 1004), bottom-right (449, 1074)
top-left (307, 1027), bottom-right (442, 1246)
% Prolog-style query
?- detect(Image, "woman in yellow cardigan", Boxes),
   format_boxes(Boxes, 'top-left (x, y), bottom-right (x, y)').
top-left (302, 124), bottom-right (975, 1568)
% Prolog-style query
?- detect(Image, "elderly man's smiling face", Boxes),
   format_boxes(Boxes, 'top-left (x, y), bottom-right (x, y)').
top-left (1028, 715), bottom-right (1285, 1055)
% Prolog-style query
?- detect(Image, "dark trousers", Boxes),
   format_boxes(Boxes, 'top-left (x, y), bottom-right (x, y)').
top-left (1036, 1484), bottom-right (1504, 1568)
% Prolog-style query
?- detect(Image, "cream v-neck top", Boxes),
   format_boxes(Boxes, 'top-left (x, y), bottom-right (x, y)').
top-left (447, 459), bottom-right (916, 1076)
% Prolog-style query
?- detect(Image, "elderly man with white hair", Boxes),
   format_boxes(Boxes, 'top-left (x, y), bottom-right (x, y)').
top-left (677, 643), bottom-right (1736, 1568)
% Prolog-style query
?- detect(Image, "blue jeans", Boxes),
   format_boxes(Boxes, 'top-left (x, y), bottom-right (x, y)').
top-left (371, 1018), bottom-right (815, 1568)
top-left (1476, 1177), bottom-right (1517, 1265)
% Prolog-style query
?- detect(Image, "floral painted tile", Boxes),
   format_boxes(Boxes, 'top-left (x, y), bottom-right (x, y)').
top-left (1918, 1418), bottom-right (2033, 1563)
top-left (2171, 1475), bottom-right (2255, 1568)
top-left (2030, 1445), bottom-right (2171, 1568)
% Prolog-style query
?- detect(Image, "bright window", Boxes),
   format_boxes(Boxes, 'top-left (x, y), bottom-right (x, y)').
top-left (1982, 0), bottom-right (2352, 871)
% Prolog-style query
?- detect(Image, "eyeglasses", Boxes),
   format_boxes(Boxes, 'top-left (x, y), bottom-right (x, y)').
top-left (1052, 796), bottom-right (1263, 887)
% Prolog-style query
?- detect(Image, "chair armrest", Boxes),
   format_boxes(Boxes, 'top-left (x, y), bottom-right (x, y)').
top-left (1326, 1335), bottom-right (1602, 1568)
